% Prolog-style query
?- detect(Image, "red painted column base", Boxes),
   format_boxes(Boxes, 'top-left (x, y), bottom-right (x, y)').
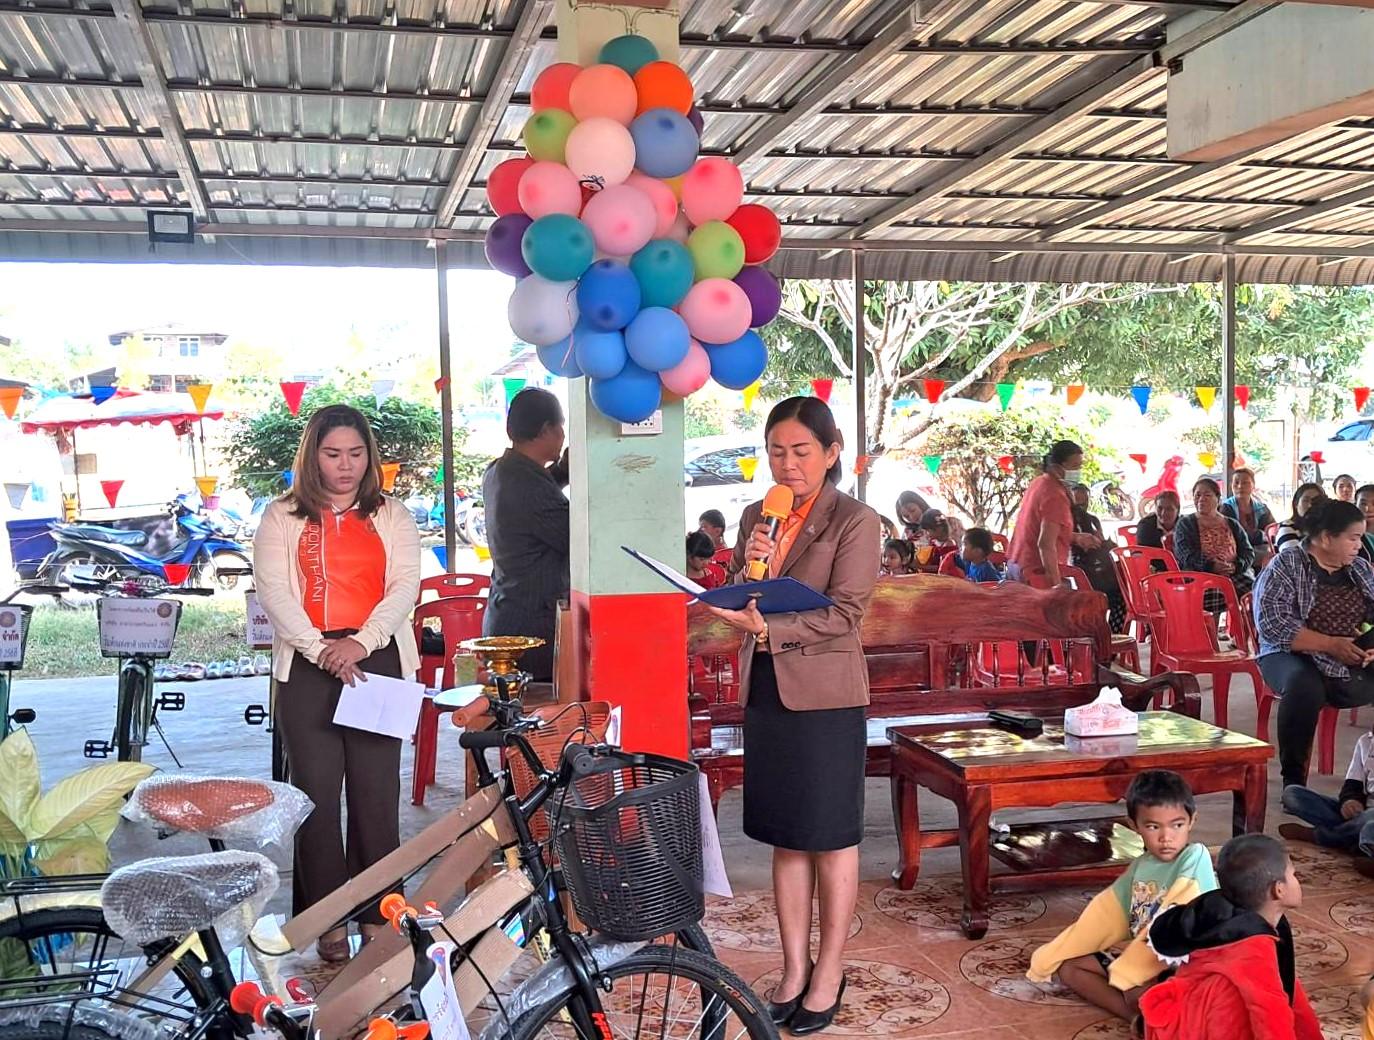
top-left (568, 588), bottom-right (688, 758)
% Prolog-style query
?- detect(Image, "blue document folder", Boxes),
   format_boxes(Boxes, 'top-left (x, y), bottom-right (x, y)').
top-left (622, 546), bottom-right (835, 615)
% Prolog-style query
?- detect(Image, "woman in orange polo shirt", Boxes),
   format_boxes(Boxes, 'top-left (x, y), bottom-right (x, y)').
top-left (254, 404), bottom-right (420, 962)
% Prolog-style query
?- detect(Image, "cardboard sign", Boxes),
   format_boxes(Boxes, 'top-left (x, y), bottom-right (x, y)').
top-left (0, 608), bottom-right (26, 668)
top-left (98, 598), bottom-right (180, 657)
top-left (245, 591), bottom-right (275, 649)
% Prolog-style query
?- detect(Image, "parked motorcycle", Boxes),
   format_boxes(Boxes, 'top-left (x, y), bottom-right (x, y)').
top-left (428, 485), bottom-right (486, 549)
top-left (1090, 477), bottom-right (1135, 521)
top-left (1137, 454), bottom-right (1186, 518)
top-left (38, 498), bottom-right (252, 591)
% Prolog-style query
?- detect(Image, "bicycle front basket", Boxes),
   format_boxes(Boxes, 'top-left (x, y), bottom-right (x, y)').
top-left (552, 752), bottom-right (703, 941)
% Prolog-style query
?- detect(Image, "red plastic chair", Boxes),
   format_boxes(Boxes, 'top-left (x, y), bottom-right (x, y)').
top-left (418, 573), bottom-right (490, 602)
top-left (1112, 545), bottom-right (1177, 643)
top-left (1140, 572), bottom-right (1267, 731)
top-left (1062, 565), bottom-right (1139, 673)
top-left (989, 532), bottom-right (1010, 566)
top-left (411, 596), bottom-right (487, 805)
top-left (1118, 524), bottom-right (1139, 547)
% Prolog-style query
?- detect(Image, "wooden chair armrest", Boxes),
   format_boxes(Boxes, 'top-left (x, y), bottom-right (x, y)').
top-left (1099, 663), bottom-right (1202, 719)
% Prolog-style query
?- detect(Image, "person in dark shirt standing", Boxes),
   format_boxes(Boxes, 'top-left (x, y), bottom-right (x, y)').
top-left (482, 388), bottom-right (569, 681)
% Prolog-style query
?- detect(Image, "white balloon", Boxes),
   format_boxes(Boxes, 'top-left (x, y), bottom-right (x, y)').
top-left (508, 275), bottom-right (579, 347)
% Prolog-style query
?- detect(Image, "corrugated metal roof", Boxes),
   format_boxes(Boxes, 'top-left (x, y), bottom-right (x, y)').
top-left (5, 0), bottom-right (1374, 282)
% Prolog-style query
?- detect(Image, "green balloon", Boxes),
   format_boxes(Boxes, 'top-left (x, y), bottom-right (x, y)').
top-left (687, 221), bottom-right (746, 281)
top-left (523, 109), bottom-right (576, 163)
top-left (599, 34), bottom-right (659, 76)
top-left (522, 214), bottom-right (594, 282)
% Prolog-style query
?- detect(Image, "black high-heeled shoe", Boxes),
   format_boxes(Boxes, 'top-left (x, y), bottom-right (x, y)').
top-left (766, 963), bottom-right (814, 1026)
top-left (789, 975), bottom-right (846, 1036)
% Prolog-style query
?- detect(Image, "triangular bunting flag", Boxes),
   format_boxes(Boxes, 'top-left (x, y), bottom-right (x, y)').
top-left (996, 383), bottom-right (1015, 412)
top-left (0, 386), bottom-right (21, 419)
top-left (372, 378), bottom-right (397, 409)
top-left (810, 378), bottom-right (833, 403)
top-left (279, 381), bottom-right (307, 416)
top-left (997, 455), bottom-right (1015, 475)
top-left (194, 476), bottom-right (218, 498)
top-left (1128, 453), bottom-right (1148, 473)
top-left (923, 455), bottom-right (942, 476)
top-left (1066, 385), bottom-right (1085, 406)
top-left (5, 482), bottom-right (30, 509)
top-left (853, 456), bottom-right (871, 476)
top-left (923, 379), bottom-right (945, 405)
top-left (1355, 387), bottom-right (1372, 413)
top-left (1130, 385), bottom-right (1152, 415)
top-left (100, 479), bottom-right (123, 508)
top-left (91, 385), bottom-right (117, 405)
top-left (1198, 451), bottom-right (1217, 470)
top-left (282, 470), bottom-right (295, 488)
top-left (738, 456), bottom-right (759, 481)
top-left (434, 376), bottom-right (451, 393)
top-left (1235, 385), bottom-right (1251, 410)
top-left (503, 377), bottom-right (527, 408)
top-left (380, 462), bottom-right (401, 492)
top-left (187, 383), bottom-right (213, 414)
top-left (1196, 386), bottom-right (1217, 412)
top-left (742, 382), bottom-right (760, 412)
top-left (162, 563), bottom-right (192, 586)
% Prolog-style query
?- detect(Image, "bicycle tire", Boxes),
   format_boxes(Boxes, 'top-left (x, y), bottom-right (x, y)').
top-left (673, 922), bottom-right (714, 958)
top-left (508, 945), bottom-right (777, 1040)
top-left (0, 906), bottom-right (215, 1014)
top-left (114, 662), bottom-right (148, 763)
top-left (0, 1017), bottom-right (137, 1040)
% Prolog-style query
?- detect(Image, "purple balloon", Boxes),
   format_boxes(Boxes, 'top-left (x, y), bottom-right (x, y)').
top-left (734, 265), bottom-right (782, 327)
top-left (485, 213), bottom-right (532, 278)
top-left (687, 105), bottom-right (704, 136)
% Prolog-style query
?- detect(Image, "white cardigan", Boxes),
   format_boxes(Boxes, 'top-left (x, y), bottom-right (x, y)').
top-left (253, 496), bottom-right (421, 682)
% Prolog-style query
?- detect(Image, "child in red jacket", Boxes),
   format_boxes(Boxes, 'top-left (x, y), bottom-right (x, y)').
top-left (1140, 833), bottom-right (1321, 1040)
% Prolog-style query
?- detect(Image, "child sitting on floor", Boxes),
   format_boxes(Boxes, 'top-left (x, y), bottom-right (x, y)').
top-left (1140, 833), bottom-right (1321, 1040)
top-left (881, 537), bottom-right (916, 576)
top-left (1279, 720), bottom-right (1374, 878)
top-left (1027, 770), bottom-right (1216, 1021)
top-left (939, 528), bottom-right (1006, 583)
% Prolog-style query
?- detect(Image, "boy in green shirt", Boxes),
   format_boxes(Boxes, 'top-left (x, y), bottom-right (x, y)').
top-left (1028, 770), bottom-right (1218, 1021)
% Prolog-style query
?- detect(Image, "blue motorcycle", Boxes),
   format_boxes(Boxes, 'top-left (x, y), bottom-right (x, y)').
top-left (39, 498), bottom-right (253, 591)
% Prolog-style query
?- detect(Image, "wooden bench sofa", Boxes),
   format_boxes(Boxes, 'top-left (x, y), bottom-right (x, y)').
top-left (687, 573), bottom-right (1201, 813)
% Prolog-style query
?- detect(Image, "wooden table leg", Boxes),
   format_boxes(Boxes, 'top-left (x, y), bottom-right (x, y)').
top-left (890, 770), bottom-right (922, 890)
top-left (1234, 763), bottom-right (1268, 835)
top-left (956, 784), bottom-right (992, 939)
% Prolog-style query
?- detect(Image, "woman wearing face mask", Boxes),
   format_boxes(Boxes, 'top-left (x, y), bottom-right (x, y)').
top-left (1274, 483), bottom-right (1326, 554)
top-left (1174, 477), bottom-right (1256, 604)
top-left (1137, 491), bottom-right (1181, 558)
top-left (1007, 440), bottom-right (1085, 589)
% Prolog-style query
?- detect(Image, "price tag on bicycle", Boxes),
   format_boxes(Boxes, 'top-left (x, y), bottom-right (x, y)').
top-left (419, 940), bottom-right (471, 1040)
top-left (97, 597), bottom-right (182, 658)
top-left (245, 590), bottom-right (274, 650)
top-left (0, 606), bottom-right (28, 668)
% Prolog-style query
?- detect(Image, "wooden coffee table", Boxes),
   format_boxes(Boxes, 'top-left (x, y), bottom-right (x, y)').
top-left (887, 711), bottom-right (1272, 939)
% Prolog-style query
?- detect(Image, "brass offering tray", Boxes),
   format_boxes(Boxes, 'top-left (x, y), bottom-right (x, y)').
top-left (457, 635), bottom-right (545, 694)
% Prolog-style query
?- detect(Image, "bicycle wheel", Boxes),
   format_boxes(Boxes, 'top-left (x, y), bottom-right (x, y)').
top-left (114, 662), bottom-right (149, 763)
top-left (0, 1010), bottom-right (146, 1040)
top-left (509, 945), bottom-right (777, 1040)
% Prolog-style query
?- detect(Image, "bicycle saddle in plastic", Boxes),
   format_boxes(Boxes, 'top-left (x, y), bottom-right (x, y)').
top-left (102, 850), bottom-right (278, 947)
top-left (131, 776), bottom-right (278, 833)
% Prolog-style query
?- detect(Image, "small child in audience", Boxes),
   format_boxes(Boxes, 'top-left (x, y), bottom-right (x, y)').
top-left (939, 528), bottom-right (1005, 583)
top-left (698, 509), bottom-right (735, 571)
top-left (1028, 770), bottom-right (1216, 1021)
top-left (686, 531), bottom-right (726, 589)
top-left (921, 509), bottom-right (958, 564)
top-left (881, 537), bottom-right (916, 576)
top-left (1279, 720), bottom-right (1374, 878)
top-left (1140, 833), bottom-right (1321, 1040)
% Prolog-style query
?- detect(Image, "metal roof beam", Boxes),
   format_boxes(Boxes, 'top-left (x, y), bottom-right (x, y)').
top-left (434, 0), bottom-right (548, 228)
top-left (1223, 180), bottom-right (1374, 243)
top-left (108, 0), bottom-right (211, 222)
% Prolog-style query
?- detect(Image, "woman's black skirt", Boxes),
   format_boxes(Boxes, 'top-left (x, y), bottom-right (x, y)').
top-left (742, 653), bottom-right (865, 852)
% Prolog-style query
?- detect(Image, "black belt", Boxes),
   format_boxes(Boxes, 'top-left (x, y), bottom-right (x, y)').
top-left (321, 628), bottom-right (360, 639)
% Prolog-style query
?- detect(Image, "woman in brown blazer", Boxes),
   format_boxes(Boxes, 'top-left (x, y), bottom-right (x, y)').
top-left (708, 396), bottom-right (880, 1035)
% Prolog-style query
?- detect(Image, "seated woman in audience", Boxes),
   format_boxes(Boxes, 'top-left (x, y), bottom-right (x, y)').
top-left (686, 531), bottom-right (726, 589)
top-left (1174, 477), bottom-right (1255, 602)
top-left (1254, 498), bottom-right (1374, 790)
top-left (1070, 483), bottom-right (1127, 632)
top-left (1357, 485), bottom-right (1374, 562)
top-left (1221, 467), bottom-right (1276, 568)
top-left (881, 537), bottom-right (916, 576)
top-left (1136, 490), bottom-right (1181, 557)
top-left (1274, 483), bottom-right (1326, 553)
top-left (1334, 473), bottom-right (1357, 504)
top-left (939, 527), bottom-right (1005, 583)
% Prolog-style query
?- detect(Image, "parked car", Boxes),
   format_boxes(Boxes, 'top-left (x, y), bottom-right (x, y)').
top-left (1299, 418), bottom-right (1374, 485)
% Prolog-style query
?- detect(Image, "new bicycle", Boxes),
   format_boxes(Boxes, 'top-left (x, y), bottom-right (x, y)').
top-left (0, 582), bottom-right (67, 738)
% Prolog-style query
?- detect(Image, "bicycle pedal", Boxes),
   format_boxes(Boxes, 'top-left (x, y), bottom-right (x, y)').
top-left (83, 740), bottom-right (112, 759)
top-left (9, 708), bottom-right (35, 725)
top-left (243, 703), bottom-right (268, 726)
top-left (157, 690), bottom-right (186, 711)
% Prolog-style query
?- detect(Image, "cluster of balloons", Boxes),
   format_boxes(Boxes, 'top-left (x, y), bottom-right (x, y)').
top-left (485, 35), bottom-right (783, 424)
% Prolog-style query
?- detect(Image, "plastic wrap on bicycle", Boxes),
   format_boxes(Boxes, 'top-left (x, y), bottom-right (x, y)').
top-left (101, 850), bottom-right (277, 952)
top-left (0, 1004), bottom-right (159, 1039)
top-left (122, 774), bottom-right (313, 848)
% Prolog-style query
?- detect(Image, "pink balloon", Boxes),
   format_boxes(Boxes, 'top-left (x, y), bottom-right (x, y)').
top-left (565, 118), bottom-right (636, 188)
top-left (681, 157), bottom-right (745, 226)
top-left (678, 279), bottom-right (752, 345)
top-left (667, 210), bottom-right (692, 243)
top-left (660, 339), bottom-right (710, 397)
top-left (516, 161), bottom-right (582, 219)
top-left (581, 184), bottom-right (657, 256)
top-left (625, 172), bottom-right (679, 238)
top-left (569, 64), bottom-right (637, 126)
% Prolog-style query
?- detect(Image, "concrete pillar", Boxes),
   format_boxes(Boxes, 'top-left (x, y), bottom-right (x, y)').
top-left (1168, 5), bottom-right (1374, 160)
top-left (561, 2), bottom-right (690, 757)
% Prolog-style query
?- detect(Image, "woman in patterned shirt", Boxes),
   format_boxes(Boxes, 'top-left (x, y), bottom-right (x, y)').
top-left (1173, 478), bottom-right (1255, 607)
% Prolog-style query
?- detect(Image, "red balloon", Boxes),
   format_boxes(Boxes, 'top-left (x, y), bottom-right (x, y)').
top-left (726, 204), bottom-right (781, 264)
top-left (487, 157), bottom-right (533, 216)
top-left (531, 63), bottom-right (581, 112)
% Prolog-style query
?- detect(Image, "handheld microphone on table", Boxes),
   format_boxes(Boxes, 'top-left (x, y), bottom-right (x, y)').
top-left (746, 484), bottom-right (796, 582)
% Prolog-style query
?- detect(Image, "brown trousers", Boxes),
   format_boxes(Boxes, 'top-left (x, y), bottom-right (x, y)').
top-left (277, 639), bottom-right (403, 924)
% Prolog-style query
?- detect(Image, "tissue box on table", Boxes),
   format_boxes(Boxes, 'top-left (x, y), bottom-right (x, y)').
top-left (1064, 687), bottom-right (1139, 738)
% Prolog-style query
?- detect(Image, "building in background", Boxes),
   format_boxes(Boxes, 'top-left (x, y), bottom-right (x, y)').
top-left (70, 324), bottom-right (229, 394)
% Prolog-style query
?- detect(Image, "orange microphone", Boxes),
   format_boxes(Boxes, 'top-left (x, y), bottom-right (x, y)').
top-left (746, 485), bottom-right (796, 581)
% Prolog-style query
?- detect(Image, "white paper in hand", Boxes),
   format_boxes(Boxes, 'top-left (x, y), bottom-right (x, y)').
top-left (332, 672), bottom-right (426, 739)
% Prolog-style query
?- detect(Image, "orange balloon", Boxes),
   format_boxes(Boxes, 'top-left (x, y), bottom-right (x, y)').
top-left (531, 62), bottom-right (580, 112)
top-left (634, 61), bottom-right (693, 116)
top-left (569, 64), bottom-right (637, 125)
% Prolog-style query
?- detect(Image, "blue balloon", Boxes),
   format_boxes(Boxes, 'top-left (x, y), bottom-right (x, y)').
top-left (521, 214), bottom-right (594, 282)
top-left (537, 335), bottom-right (582, 378)
top-left (590, 360), bottom-right (662, 424)
top-left (705, 330), bottom-right (767, 390)
top-left (630, 239), bottom-right (694, 309)
top-left (572, 324), bottom-right (628, 381)
top-left (599, 34), bottom-right (658, 76)
top-left (629, 109), bottom-right (699, 179)
top-left (624, 307), bottom-right (689, 373)
top-left (576, 260), bottom-right (642, 331)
